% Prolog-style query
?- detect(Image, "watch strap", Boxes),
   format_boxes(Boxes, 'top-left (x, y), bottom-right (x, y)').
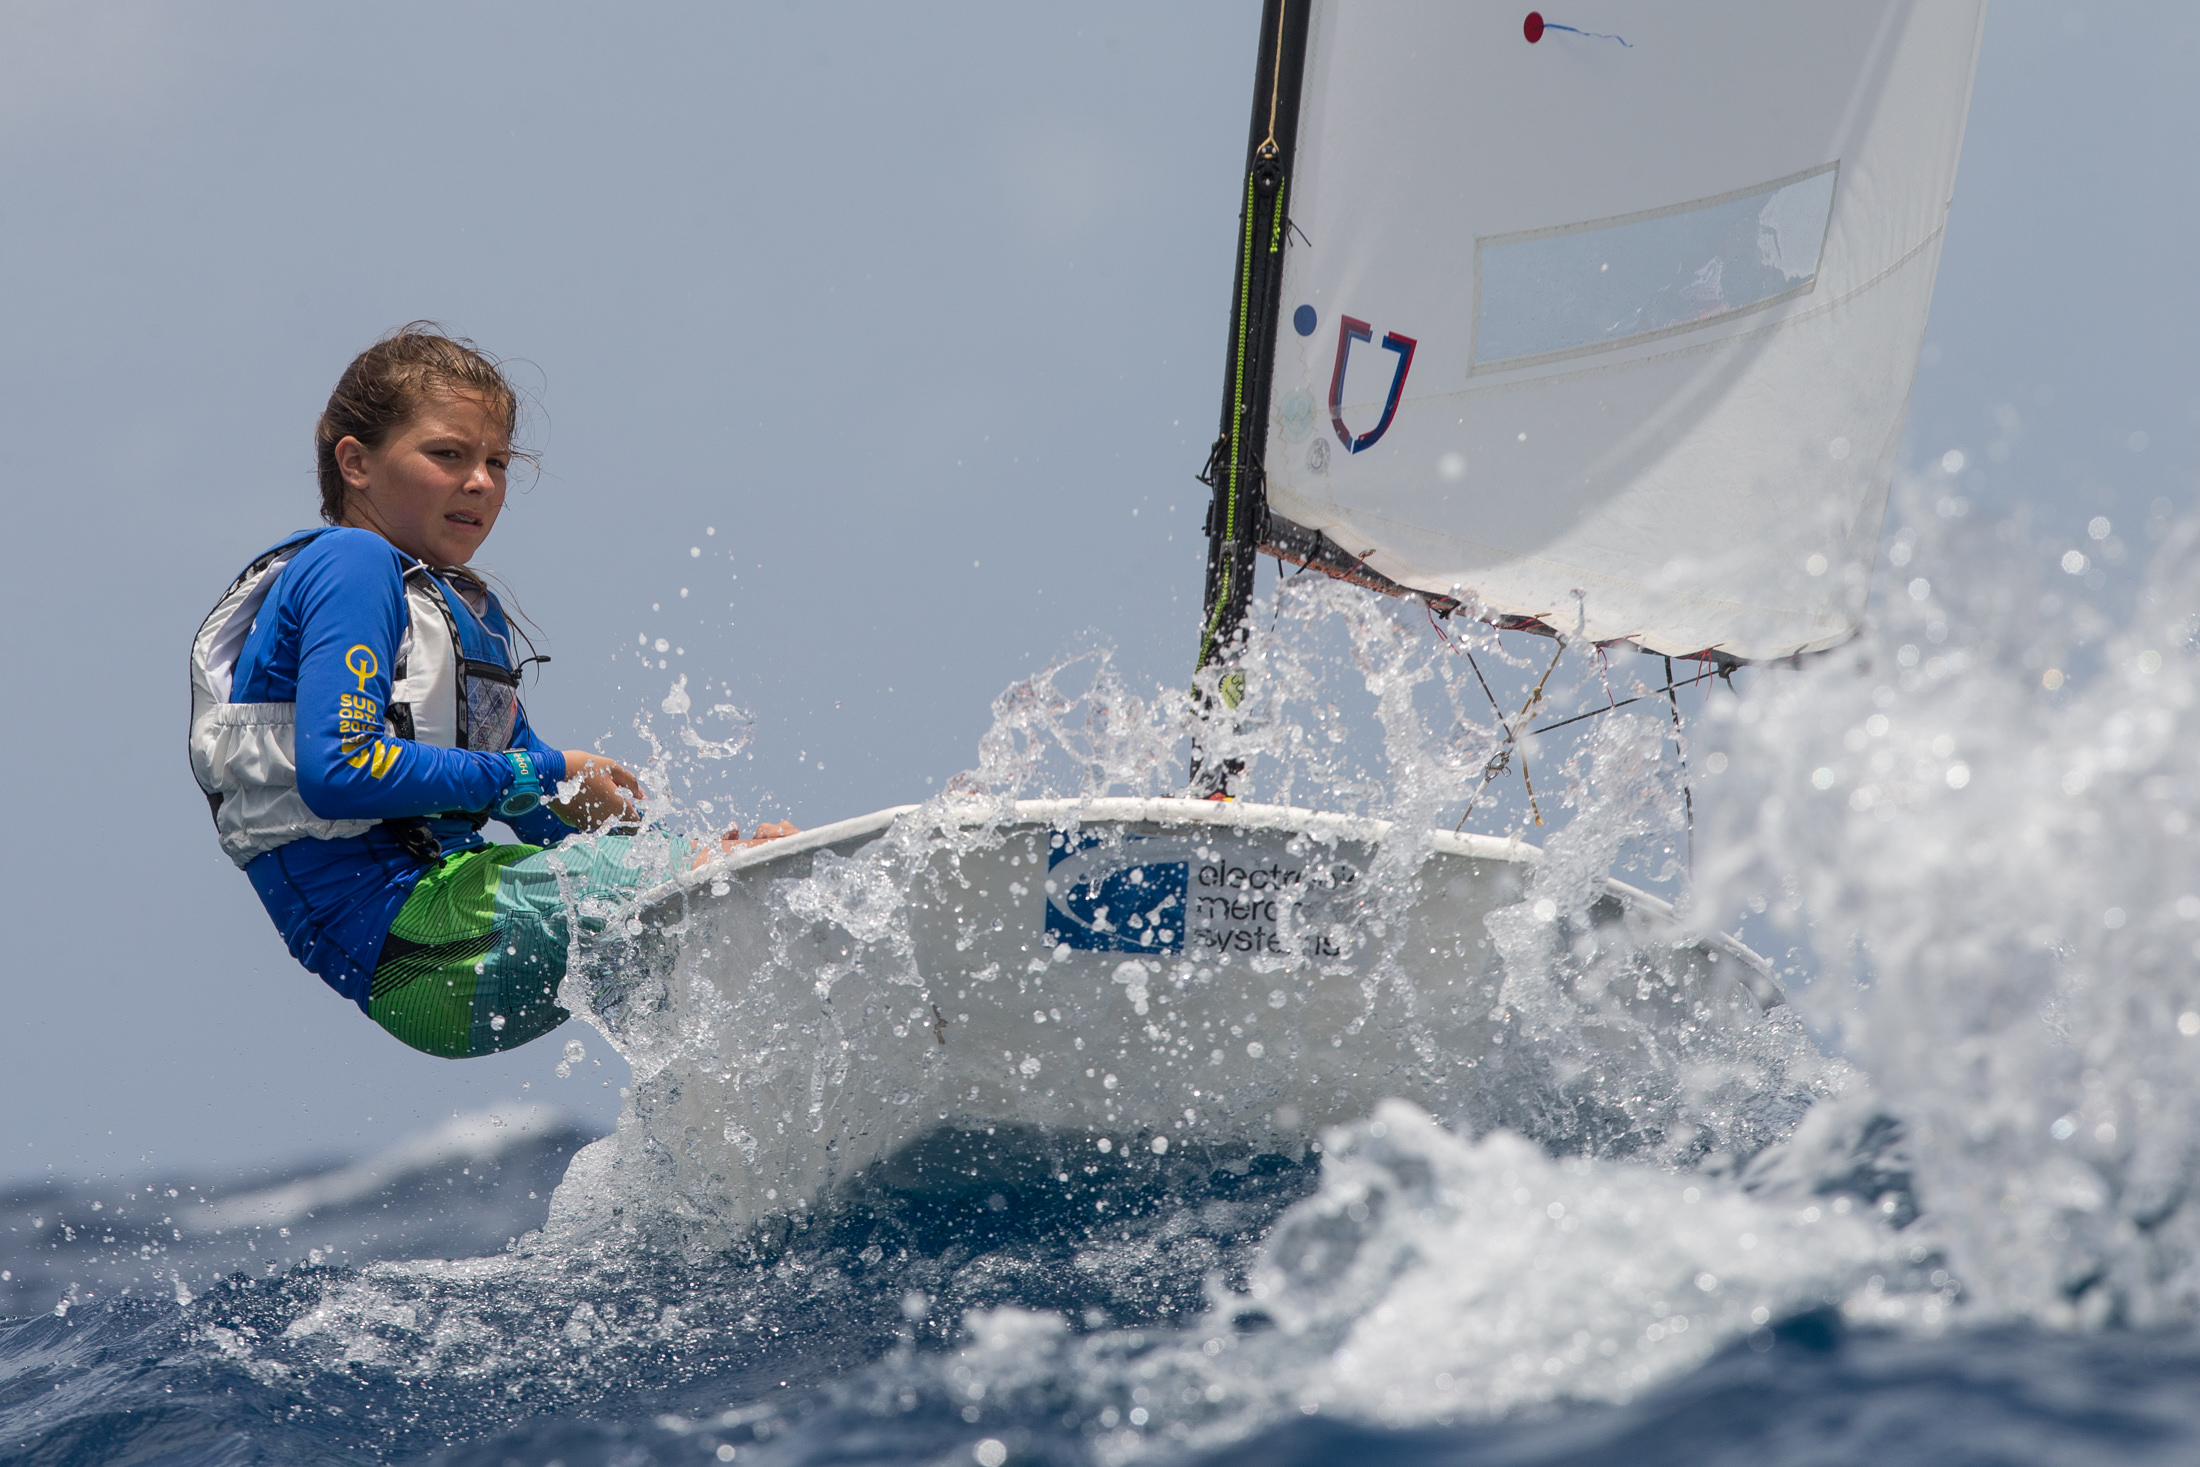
top-left (497, 749), bottom-right (543, 817)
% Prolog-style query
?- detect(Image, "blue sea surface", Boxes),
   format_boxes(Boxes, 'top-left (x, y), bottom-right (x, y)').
top-left (4, 1112), bottom-right (2197, 1467)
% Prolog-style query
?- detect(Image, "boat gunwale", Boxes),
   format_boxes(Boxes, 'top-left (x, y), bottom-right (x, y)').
top-left (640, 796), bottom-right (1783, 1008)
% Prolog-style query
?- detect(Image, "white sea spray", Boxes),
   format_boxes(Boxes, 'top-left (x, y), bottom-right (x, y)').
top-left (1696, 481), bottom-right (2200, 1327)
top-left (909, 1101), bottom-right (1897, 1458)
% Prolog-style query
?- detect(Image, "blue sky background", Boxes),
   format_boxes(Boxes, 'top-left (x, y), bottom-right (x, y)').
top-left (2, 2), bottom-right (2193, 1185)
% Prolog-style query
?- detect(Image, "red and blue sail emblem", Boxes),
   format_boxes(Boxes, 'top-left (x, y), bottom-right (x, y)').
top-left (1327, 315), bottom-right (1417, 453)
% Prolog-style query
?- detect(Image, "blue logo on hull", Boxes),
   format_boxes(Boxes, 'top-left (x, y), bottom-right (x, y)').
top-left (1045, 831), bottom-right (1188, 953)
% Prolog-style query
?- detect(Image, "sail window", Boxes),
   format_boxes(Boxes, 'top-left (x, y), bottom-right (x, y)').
top-left (1472, 164), bottom-right (1837, 371)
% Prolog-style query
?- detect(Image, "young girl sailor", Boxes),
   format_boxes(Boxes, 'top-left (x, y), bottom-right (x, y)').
top-left (189, 324), bottom-right (791, 1058)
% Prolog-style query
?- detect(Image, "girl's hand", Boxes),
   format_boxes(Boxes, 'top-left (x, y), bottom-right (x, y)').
top-left (551, 751), bottom-right (644, 830)
top-left (730, 820), bottom-right (802, 848)
top-left (689, 820), bottom-right (803, 870)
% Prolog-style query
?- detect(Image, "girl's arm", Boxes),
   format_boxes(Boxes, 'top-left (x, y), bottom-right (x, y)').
top-left (288, 535), bottom-right (538, 820)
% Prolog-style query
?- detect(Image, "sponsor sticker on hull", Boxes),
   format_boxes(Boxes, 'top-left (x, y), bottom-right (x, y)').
top-left (1044, 832), bottom-right (1187, 953)
top-left (1044, 831), bottom-right (1361, 961)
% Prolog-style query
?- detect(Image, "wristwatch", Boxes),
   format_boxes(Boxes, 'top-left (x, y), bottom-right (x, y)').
top-left (497, 749), bottom-right (544, 818)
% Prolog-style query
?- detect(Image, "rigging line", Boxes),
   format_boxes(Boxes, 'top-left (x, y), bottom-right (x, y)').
top-left (1258, 0), bottom-right (1289, 157)
top-left (1452, 645), bottom-right (1518, 831)
top-left (1453, 744), bottom-right (1513, 828)
top-left (1664, 655), bottom-right (1694, 872)
top-left (1456, 637), bottom-right (1567, 831)
top-left (1514, 638), bottom-right (1568, 825)
top-left (1463, 648), bottom-right (1505, 722)
top-left (1524, 669), bottom-right (1710, 736)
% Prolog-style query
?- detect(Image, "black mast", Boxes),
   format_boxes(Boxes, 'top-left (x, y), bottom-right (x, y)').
top-left (1191, 0), bottom-right (1312, 791)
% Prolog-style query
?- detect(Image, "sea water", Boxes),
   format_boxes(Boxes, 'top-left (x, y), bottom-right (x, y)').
top-left (8, 479), bottom-right (2200, 1465)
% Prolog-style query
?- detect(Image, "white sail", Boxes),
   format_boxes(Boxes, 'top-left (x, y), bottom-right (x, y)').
top-left (1264, 1), bottom-right (1985, 660)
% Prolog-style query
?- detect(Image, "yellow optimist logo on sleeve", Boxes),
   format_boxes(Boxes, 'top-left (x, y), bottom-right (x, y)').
top-left (345, 645), bottom-right (380, 692)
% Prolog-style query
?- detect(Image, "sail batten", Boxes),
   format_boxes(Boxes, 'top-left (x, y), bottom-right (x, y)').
top-left (1230, 0), bottom-right (1984, 664)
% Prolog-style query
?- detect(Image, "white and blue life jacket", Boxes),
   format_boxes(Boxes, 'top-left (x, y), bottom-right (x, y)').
top-left (188, 529), bottom-right (524, 869)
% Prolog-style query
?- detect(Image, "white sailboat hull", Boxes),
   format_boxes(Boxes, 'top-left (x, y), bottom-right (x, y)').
top-left (588, 799), bottom-right (1788, 1236)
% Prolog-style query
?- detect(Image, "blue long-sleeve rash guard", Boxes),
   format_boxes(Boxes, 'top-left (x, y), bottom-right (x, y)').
top-left (231, 529), bottom-right (574, 1010)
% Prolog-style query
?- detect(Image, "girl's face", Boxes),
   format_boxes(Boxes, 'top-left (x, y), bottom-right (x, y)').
top-left (335, 392), bottom-right (510, 565)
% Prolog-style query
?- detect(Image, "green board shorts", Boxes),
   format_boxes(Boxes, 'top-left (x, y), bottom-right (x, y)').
top-left (366, 834), bottom-right (683, 1059)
